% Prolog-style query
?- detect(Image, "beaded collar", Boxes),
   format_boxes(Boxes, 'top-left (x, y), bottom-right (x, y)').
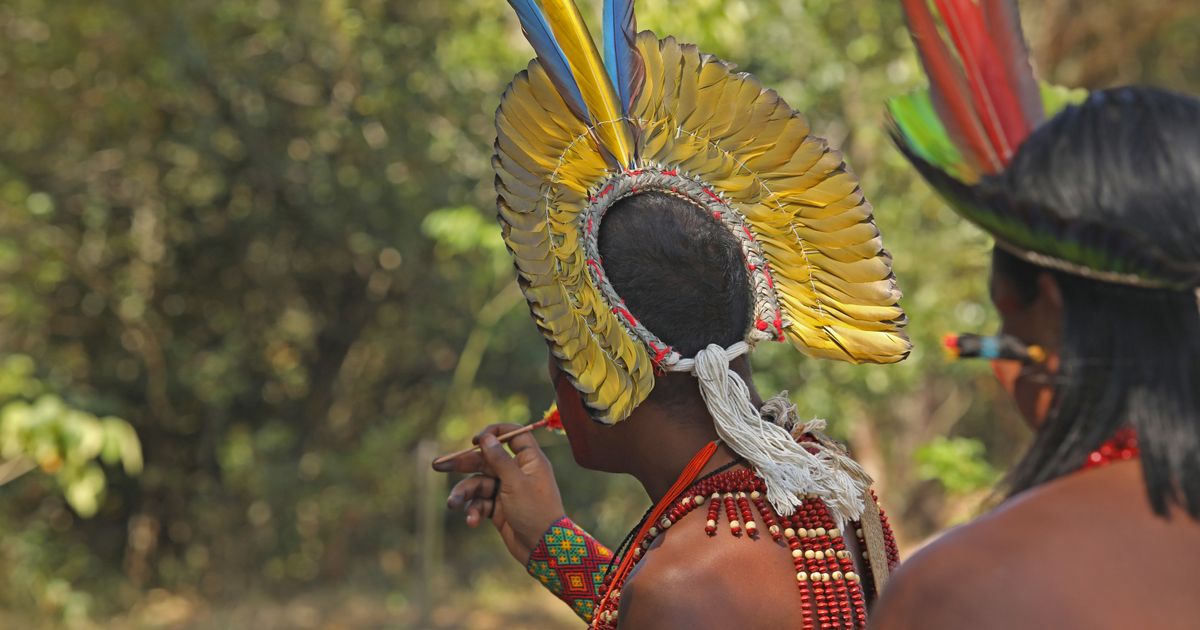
top-left (591, 465), bottom-right (894, 630)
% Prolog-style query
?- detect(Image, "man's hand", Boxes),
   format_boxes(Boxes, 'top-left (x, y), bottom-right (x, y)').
top-left (432, 423), bottom-right (566, 563)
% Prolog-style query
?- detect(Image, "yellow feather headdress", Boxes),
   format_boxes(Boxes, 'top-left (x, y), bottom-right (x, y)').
top-left (496, 0), bottom-right (910, 426)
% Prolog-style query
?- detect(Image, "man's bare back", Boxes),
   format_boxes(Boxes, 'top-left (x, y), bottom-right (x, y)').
top-left (874, 460), bottom-right (1200, 629)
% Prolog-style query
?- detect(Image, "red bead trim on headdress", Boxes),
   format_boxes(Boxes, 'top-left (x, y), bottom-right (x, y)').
top-left (578, 164), bottom-right (789, 370)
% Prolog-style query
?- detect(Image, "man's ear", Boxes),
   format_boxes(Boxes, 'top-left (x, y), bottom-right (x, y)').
top-left (1034, 272), bottom-right (1065, 349)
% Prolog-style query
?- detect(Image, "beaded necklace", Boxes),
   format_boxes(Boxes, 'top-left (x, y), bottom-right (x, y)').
top-left (1080, 428), bottom-right (1139, 470)
top-left (591, 463), bottom-right (895, 629)
top-left (599, 458), bottom-right (746, 586)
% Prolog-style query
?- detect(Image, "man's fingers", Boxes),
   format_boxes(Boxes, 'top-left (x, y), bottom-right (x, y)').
top-left (474, 422), bottom-right (545, 466)
top-left (471, 423), bottom-right (524, 443)
top-left (464, 498), bottom-right (495, 527)
top-left (477, 433), bottom-right (521, 480)
top-left (447, 475), bottom-right (497, 510)
top-left (504, 425), bottom-right (545, 457)
top-left (432, 449), bottom-right (491, 474)
top-left (431, 423), bottom-right (525, 473)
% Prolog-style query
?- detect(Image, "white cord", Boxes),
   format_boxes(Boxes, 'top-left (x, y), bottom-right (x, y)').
top-left (668, 343), bottom-right (869, 527)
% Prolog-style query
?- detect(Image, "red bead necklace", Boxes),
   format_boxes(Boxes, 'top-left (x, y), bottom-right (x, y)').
top-left (590, 465), bottom-right (896, 629)
top-left (1080, 427), bottom-right (1139, 471)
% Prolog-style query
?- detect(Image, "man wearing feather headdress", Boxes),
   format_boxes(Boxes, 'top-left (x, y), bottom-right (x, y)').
top-left (873, 1), bottom-right (1200, 627)
top-left (434, 1), bottom-right (909, 627)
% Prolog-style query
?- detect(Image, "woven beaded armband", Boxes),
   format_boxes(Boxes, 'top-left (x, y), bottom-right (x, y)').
top-left (525, 516), bottom-right (613, 624)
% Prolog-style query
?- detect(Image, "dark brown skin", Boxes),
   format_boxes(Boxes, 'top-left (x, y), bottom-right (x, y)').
top-left (871, 259), bottom-right (1200, 629)
top-left (437, 351), bottom-right (860, 628)
top-left (617, 502), bottom-right (807, 629)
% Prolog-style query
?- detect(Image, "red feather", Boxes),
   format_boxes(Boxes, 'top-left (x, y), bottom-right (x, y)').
top-left (946, 0), bottom-right (1032, 161)
top-left (542, 407), bottom-right (563, 431)
top-left (982, 0), bottom-right (1044, 134)
top-left (902, 0), bottom-right (1001, 173)
top-left (964, 5), bottom-right (1029, 156)
top-left (934, 0), bottom-right (1013, 162)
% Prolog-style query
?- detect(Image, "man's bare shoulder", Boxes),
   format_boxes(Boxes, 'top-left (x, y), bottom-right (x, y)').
top-left (617, 511), bottom-right (801, 629)
top-left (869, 515), bottom-right (1026, 630)
top-left (875, 464), bottom-right (1200, 629)
top-left (870, 478), bottom-right (1113, 630)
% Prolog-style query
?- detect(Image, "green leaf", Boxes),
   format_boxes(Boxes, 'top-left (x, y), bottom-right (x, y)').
top-left (915, 436), bottom-right (1000, 495)
top-left (63, 463), bottom-right (106, 517)
top-left (103, 417), bottom-right (143, 475)
top-left (421, 205), bottom-right (506, 258)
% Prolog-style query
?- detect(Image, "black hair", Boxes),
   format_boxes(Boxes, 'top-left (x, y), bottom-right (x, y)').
top-left (597, 190), bottom-right (751, 375)
top-left (993, 86), bottom-right (1200, 519)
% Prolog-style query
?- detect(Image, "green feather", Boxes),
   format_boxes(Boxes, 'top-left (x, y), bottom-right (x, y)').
top-left (888, 82), bottom-right (1087, 185)
top-left (886, 90), bottom-right (970, 182)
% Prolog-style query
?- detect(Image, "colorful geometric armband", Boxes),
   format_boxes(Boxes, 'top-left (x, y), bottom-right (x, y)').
top-left (525, 516), bottom-right (613, 624)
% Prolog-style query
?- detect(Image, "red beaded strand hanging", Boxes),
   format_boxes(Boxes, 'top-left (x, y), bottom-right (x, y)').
top-left (590, 466), bottom-right (875, 630)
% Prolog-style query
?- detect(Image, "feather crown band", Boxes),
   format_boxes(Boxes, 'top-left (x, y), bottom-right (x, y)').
top-left (887, 0), bottom-right (1198, 291)
top-left (495, 0), bottom-right (910, 425)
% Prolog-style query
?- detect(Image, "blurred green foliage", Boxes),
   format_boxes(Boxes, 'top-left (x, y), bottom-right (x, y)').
top-left (915, 436), bottom-right (999, 495)
top-left (0, 0), bottom-right (1194, 627)
top-left (0, 354), bottom-right (143, 517)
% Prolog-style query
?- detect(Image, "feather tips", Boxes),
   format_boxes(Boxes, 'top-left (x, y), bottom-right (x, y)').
top-left (603, 0), bottom-right (645, 116)
top-left (898, 0), bottom-right (1045, 178)
top-left (886, 90), bottom-right (972, 181)
top-left (902, 0), bottom-right (1000, 178)
top-left (506, 0), bottom-right (637, 168)
top-left (538, 0), bottom-right (635, 166)
top-left (933, 0), bottom-right (1012, 159)
top-left (983, 0), bottom-right (1044, 130)
top-left (507, 0), bottom-right (590, 124)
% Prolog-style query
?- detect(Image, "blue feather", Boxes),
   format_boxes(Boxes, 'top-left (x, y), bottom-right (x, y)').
top-left (602, 0), bottom-right (643, 115)
top-left (507, 0), bottom-right (590, 123)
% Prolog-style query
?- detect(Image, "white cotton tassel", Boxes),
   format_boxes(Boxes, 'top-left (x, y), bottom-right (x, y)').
top-left (680, 344), bottom-right (870, 528)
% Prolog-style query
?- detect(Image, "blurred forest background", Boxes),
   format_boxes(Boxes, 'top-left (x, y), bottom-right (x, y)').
top-left (0, 0), bottom-right (1195, 628)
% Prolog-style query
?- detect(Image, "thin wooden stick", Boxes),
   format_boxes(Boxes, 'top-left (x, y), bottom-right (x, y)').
top-left (431, 419), bottom-right (548, 468)
top-left (0, 457), bottom-right (36, 487)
